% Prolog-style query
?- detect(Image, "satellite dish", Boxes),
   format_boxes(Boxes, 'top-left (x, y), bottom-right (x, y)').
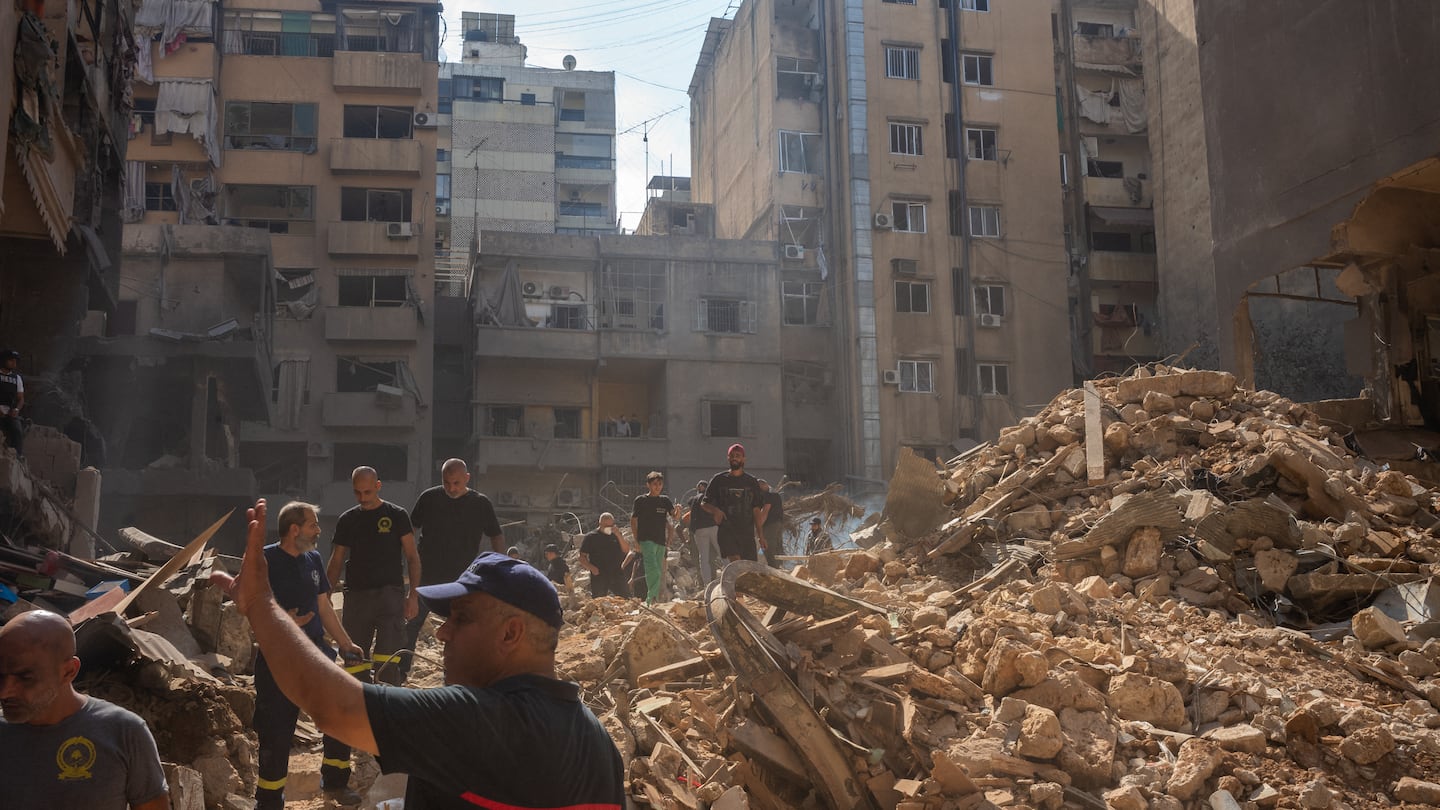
top-left (563, 55), bottom-right (577, 71)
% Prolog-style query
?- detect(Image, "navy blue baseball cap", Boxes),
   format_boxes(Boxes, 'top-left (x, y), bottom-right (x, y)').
top-left (416, 551), bottom-right (564, 629)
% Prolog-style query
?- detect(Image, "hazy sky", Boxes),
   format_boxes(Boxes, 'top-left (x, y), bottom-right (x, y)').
top-left (441, 1), bottom-right (731, 231)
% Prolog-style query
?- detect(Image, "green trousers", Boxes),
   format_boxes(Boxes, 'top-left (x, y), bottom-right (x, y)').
top-left (640, 541), bottom-right (666, 604)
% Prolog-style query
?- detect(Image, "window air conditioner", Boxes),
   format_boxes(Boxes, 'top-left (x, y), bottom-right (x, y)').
top-left (782, 244), bottom-right (805, 261)
top-left (882, 369), bottom-right (901, 385)
top-left (386, 222), bottom-right (414, 239)
top-left (978, 313), bottom-right (1004, 328)
top-left (873, 212), bottom-right (893, 230)
top-left (556, 488), bottom-right (583, 507)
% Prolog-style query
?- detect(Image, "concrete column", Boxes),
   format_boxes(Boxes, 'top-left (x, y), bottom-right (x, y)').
top-left (190, 374), bottom-right (210, 471)
top-left (71, 467), bottom-right (101, 558)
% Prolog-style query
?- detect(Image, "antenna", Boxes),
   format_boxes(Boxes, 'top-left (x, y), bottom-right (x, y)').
top-left (619, 106), bottom-right (682, 190)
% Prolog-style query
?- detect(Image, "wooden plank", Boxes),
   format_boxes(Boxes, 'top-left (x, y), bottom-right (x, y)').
top-left (637, 655), bottom-right (722, 689)
top-left (113, 511), bottom-right (232, 617)
top-left (66, 585), bottom-right (128, 626)
top-left (1084, 382), bottom-right (1105, 485)
top-left (725, 719), bottom-right (811, 785)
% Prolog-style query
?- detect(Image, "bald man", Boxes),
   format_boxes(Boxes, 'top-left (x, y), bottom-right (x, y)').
top-left (401, 458), bottom-right (504, 677)
top-left (326, 466), bottom-right (420, 694)
top-left (0, 610), bottom-right (169, 810)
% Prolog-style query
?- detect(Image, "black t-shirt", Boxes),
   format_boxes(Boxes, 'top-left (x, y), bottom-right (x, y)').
top-left (544, 556), bottom-right (569, 585)
top-left (704, 471), bottom-right (764, 541)
top-left (411, 488), bottom-right (504, 586)
top-left (264, 543), bottom-right (330, 647)
top-left (334, 501), bottom-right (413, 590)
top-left (363, 675), bottom-right (625, 810)
top-left (632, 495), bottom-right (674, 545)
top-left (762, 492), bottom-right (784, 526)
top-left (578, 530), bottom-right (625, 574)
top-left (688, 495), bottom-right (715, 531)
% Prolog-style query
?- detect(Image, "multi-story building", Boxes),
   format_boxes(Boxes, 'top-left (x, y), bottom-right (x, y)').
top-left (634, 176), bottom-right (715, 239)
top-left (689, 0), bottom-right (1072, 482)
top-left (468, 231), bottom-right (784, 529)
top-left (1054, 0), bottom-right (1159, 378)
top-left (90, 0), bottom-right (442, 548)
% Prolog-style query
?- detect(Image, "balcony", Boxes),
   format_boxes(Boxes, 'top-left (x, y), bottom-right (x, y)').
top-left (474, 437), bottom-right (599, 469)
top-left (332, 51), bottom-right (424, 94)
top-left (1083, 175), bottom-right (1151, 208)
top-left (474, 325), bottom-right (597, 361)
top-left (327, 221), bottom-right (420, 257)
top-left (600, 437), bottom-right (667, 468)
top-left (324, 306), bottom-right (419, 341)
top-left (321, 391), bottom-right (417, 428)
top-left (1073, 34), bottom-right (1141, 67)
top-left (1088, 251), bottom-right (1157, 285)
top-left (329, 138), bottom-right (423, 175)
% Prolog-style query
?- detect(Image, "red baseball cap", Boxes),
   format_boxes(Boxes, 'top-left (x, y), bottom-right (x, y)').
top-left (727, 443), bottom-right (745, 455)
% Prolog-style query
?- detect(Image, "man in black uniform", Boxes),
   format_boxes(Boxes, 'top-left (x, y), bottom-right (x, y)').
top-left (685, 480), bottom-right (720, 587)
top-left (217, 500), bottom-right (624, 810)
top-left (542, 544), bottom-right (570, 590)
top-left (630, 471), bottom-right (675, 604)
top-left (326, 466), bottom-right (420, 687)
top-left (254, 501), bottom-right (365, 809)
top-left (0, 349), bottom-right (25, 457)
top-left (578, 513), bottom-right (627, 598)
top-left (402, 458), bottom-right (503, 678)
top-left (703, 444), bottom-right (766, 562)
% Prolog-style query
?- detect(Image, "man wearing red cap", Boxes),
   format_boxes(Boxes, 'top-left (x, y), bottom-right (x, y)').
top-left (701, 444), bottom-right (767, 563)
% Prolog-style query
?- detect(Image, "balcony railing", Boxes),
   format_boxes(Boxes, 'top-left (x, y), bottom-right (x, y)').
top-left (555, 154), bottom-right (614, 170)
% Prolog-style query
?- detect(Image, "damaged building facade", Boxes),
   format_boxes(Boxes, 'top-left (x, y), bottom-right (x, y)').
top-left (82, 0), bottom-right (442, 549)
top-left (689, 0), bottom-right (1074, 484)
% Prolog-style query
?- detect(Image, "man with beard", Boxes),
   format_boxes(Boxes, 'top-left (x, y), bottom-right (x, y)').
top-left (579, 512), bottom-right (628, 598)
top-left (403, 459), bottom-right (505, 678)
top-left (0, 610), bottom-right (170, 810)
top-left (254, 501), bottom-right (364, 809)
top-left (702, 444), bottom-right (767, 562)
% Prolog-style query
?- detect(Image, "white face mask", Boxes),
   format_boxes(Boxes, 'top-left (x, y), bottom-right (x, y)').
top-left (601, 526), bottom-right (614, 535)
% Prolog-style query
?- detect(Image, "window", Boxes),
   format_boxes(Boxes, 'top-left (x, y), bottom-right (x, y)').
top-left (965, 127), bottom-right (997, 161)
top-left (521, 92), bottom-right (536, 105)
top-left (224, 102), bottom-right (317, 151)
top-left (549, 304), bottom-right (586, 330)
top-left (340, 187), bottom-right (412, 222)
top-left (696, 298), bottom-right (754, 334)
top-left (436, 148), bottom-right (449, 162)
top-left (709, 403), bottom-right (740, 437)
top-left (1089, 159), bottom-right (1124, 179)
top-left (776, 56), bottom-right (819, 98)
top-left (885, 46), bottom-right (920, 80)
top-left (969, 205), bottom-right (1001, 237)
top-left (892, 201), bottom-right (927, 233)
top-left (974, 285), bottom-right (1006, 316)
top-left (779, 130), bottom-right (821, 173)
top-left (559, 91), bottom-right (585, 120)
top-left (899, 360), bottom-right (934, 393)
top-left (962, 53), bottom-right (994, 86)
top-left (889, 123), bottom-right (923, 156)
top-left (144, 182), bottom-right (177, 212)
top-left (221, 10), bottom-right (337, 58)
top-left (978, 363), bottom-right (1010, 396)
top-left (338, 274), bottom-right (409, 307)
top-left (223, 184), bottom-right (314, 232)
top-left (475, 77), bottom-right (504, 101)
top-left (961, 0), bottom-right (989, 10)
top-left (337, 7), bottom-right (423, 54)
top-left (342, 105), bottom-right (412, 139)
top-left (482, 405), bottom-right (525, 437)
top-left (438, 79), bottom-right (452, 113)
top-left (336, 357), bottom-right (402, 393)
top-left (1076, 21), bottom-right (1114, 36)
top-left (556, 133), bottom-right (613, 169)
top-left (895, 281), bottom-right (930, 314)
top-left (883, 0), bottom-right (916, 4)
top-left (1092, 232), bottom-right (1133, 252)
top-left (783, 281), bottom-right (823, 325)
top-left (436, 174), bottom-right (450, 202)
top-left (553, 407), bottom-right (581, 439)
top-left (1060, 153), bottom-right (1069, 187)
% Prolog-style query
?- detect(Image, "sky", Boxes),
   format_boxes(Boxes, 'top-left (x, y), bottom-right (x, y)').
top-left (441, 0), bottom-right (735, 231)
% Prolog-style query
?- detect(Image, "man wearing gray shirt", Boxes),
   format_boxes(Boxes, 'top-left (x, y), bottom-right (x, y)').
top-left (0, 610), bottom-right (169, 810)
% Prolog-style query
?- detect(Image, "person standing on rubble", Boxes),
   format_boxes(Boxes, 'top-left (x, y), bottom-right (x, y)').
top-left (630, 471), bottom-right (677, 604)
top-left (254, 501), bottom-right (366, 810)
top-left (702, 444), bottom-right (767, 563)
top-left (216, 500), bottom-right (625, 810)
top-left (804, 516), bottom-right (832, 556)
top-left (578, 512), bottom-right (628, 598)
top-left (0, 349), bottom-right (26, 458)
top-left (684, 479), bottom-right (721, 587)
top-left (757, 479), bottom-right (785, 568)
top-left (402, 458), bottom-right (505, 679)
top-left (0, 610), bottom-right (169, 810)
top-left (326, 466), bottom-right (420, 690)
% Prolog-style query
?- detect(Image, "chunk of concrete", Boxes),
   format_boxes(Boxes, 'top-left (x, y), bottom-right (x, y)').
top-left (1167, 739), bottom-right (1224, 800)
top-left (1108, 671), bottom-right (1187, 731)
top-left (1352, 606), bottom-right (1409, 650)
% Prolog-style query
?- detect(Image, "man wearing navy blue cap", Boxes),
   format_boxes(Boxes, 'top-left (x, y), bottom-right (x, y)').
top-left (215, 499), bottom-right (624, 810)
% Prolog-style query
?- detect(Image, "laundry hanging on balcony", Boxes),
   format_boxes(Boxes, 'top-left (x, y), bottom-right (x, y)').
top-left (1117, 78), bottom-right (1147, 134)
top-left (155, 79), bottom-right (220, 165)
top-left (123, 161), bottom-right (147, 223)
top-left (134, 0), bottom-right (216, 82)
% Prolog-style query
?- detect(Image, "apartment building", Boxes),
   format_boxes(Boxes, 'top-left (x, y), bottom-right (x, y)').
top-left (1054, 0), bottom-right (1160, 378)
top-left (689, 0), bottom-right (1072, 482)
top-left (468, 231), bottom-right (784, 528)
top-left (91, 0), bottom-right (441, 548)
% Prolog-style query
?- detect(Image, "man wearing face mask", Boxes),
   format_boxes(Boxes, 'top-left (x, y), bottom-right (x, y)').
top-left (402, 458), bottom-right (505, 678)
top-left (578, 513), bottom-right (628, 598)
top-left (254, 501), bottom-right (364, 809)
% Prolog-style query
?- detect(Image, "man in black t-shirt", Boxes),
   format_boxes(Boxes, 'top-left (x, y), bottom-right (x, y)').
top-left (326, 467), bottom-right (420, 686)
top-left (402, 459), bottom-right (504, 677)
top-left (757, 479), bottom-right (785, 568)
top-left (685, 479), bottom-right (721, 587)
top-left (219, 501), bottom-right (624, 810)
top-left (703, 444), bottom-right (766, 562)
top-left (543, 544), bottom-right (570, 590)
top-left (578, 513), bottom-right (627, 598)
top-left (630, 471), bottom-right (676, 604)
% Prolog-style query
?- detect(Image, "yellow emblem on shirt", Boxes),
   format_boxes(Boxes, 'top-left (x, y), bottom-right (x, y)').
top-left (377, 517), bottom-right (393, 534)
top-left (56, 735), bottom-right (96, 780)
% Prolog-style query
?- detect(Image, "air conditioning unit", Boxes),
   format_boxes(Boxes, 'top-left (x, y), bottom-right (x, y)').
top-left (386, 222), bottom-right (414, 239)
top-left (413, 112), bottom-right (437, 128)
top-left (978, 313), bottom-right (1004, 328)
top-left (521, 281), bottom-right (541, 297)
top-left (782, 244), bottom-right (805, 261)
top-left (569, 190), bottom-right (582, 200)
top-left (375, 383), bottom-right (404, 407)
top-left (496, 491), bottom-right (516, 506)
top-left (306, 442), bottom-right (330, 458)
top-left (436, 201), bottom-right (450, 216)
top-left (892, 258), bottom-right (918, 275)
top-left (556, 488), bottom-right (583, 507)
top-left (882, 369), bottom-right (901, 385)
top-left (547, 285), bottom-right (570, 299)
top-left (873, 211), bottom-right (893, 230)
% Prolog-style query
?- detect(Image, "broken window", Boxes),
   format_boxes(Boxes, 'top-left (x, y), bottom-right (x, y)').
top-left (340, 187), bottom-right (411, 222)
top-left (559, 90), bottom-right (585, 120)
top-left (276, 270), bottom-right (316, 305)
top-left (702, 401), bottom-right (750, 438)
top-left (554, 407), bottom-right (582, 439)
top-left (225, 102), bottom-right (318, 151)
top-left (779, 130), bottom-right (821, 173)
top-left (336, 357), bottom-right (401, 393)
top-left (332, 443), bottom-right (408, 481)
top-left (223, 184), bottom-right (314, 233)
top-left (1088, 159), bottom-right (1124, 178)
top-left (899, 360), bottom-right (935, 393)
top-left (338, 274), bottom-right (409, 307)
top-left (1076, 21), bottom-right (1114, 37)
top-left (783, 281), bottom-right (823, 325)
top-left (600, 259), bottom-right (665, 330)
top-left (481, 405), bottom-right (524, 437)
top-left (776, 55), bottom-right (819, 98)
top-left (342, 105), bottom-right (413, 139)
top-left (240, 442), bottom-right (308, 494)
top-left (893, 201), bottom-right (927, 233)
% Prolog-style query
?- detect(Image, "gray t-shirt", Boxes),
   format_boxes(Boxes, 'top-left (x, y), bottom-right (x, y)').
top-left (0, 696), bottom-right (168, 809)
